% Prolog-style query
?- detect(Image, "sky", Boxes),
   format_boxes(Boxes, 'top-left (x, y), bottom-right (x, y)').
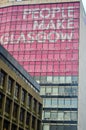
top-left (82, 0), bottom-right (86, 12)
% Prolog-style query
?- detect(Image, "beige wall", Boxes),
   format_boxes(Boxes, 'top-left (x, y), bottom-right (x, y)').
top-left (0, 0), bottom-right (80, 7)
top-left (0, 58), bottom-right (42, 103)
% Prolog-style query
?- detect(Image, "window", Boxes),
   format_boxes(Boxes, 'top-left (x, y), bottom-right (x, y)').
top-left (47, 76), bottom-right (52, 82)
top-left (26, 112), bottom-right (30, 126)
top-left (58, 112), bottom-right (64, 120)
top-left (53, 76), bottom-right (59, 83)
top-left (14, 83), bottom-right (20, 99)
top-left (20, 108), bottom-right (24, 123)
top-left (71, 98), bottom-right (78, 108)
top-left (37, 120), bottom-right (41, 130)
top-left (7, 77), bottom-right (13, 94)
top-left (5, 98), bottom-right (11, 114)
top-left (44, 111), bottom-right (50, 119)
top-left (46, 87), bottom-right (51, 95)
top-left (58, 86), bottom-right (65, 95)
top-left (65, 98), bottom-right (71, 108)
top-left (21, 89), bottom-right (26, 103)
top-left (65, 86), bottom-right (72, 96)
top-left (52, 98), bottom-right (57, 107)
top-left (71, 112), bottom-right (77, 121)
top-left (38, 103), bottom-right (42, 116)
top-left (43, 124), bottom-right (49, 130)
top-left (0, 70), bottom-right (5, 87)
top-left (66, 76), bottom-right (71, 83)
top-left (13, 103), bottom-right (18, 119)
top-left (51, 111), bottom-right (57, 119)
top-left (33, 99), bottom-right (37, 112)
top-left (52, 87), bottom-right (58, 95)
top-left (27, 94), bottom-right (32, 108)
top-left (44, 98), bottom-right (51, 107)
top-left (64, 112), bottom-right (70, 120)
top-left (3, 120), bottom-right (9, 130)
top-left (50, 125), bottom-right (63, 130)
top-left (40, 87), bottom-right (45, 95)
top-left (72, 76), bottom-right (78, 84)
top-left (58, 98), bottom-right (64, 108)
top-left (32, 116), bottom-right (35, 129)
top-left (71, 86), bottom-right (78, 96)
top-left (60, 76), bottom-right (65, 83)
top-left (0, 93), bottom-right (3, 109)
top-left (12, 124), bottom-right (17, 130)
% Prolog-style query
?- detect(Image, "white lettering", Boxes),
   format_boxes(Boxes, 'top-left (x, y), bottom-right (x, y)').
top-left (68, 19), bottom-right (74, 29)
top-left (67, 33), bottom-right (73, 42)
top-left (23, 9), bottom-right (31, 20)
top-left (0, 32), bottom-right (74, 44)
top-left (37, 32), bottom-right (46, 43)
top-left (33, 21), bottom-right (45, 30)
top-left (0, 33), bottom-right (9, 44)
top-left (68, 7), bottom-right (74, 17)
top-left (62, 7), bottom-right (67, 18)
top-left (40, 8), bottom-right (50, 18)
top-left (32, 8), bottom-right (39, 19)
top-left (46, 20), bottom-right (55, 29)
top-left (48, 31), bottom-right (59, 42)
top-left (61, 32), bottom-right (73, 42)
top-left (52, 7), bottom-right (60, 18)
top-left (10, 34), bottom-right (14, 44)
top-left (17, 33), bottom-right (26, 44)
top-left (27, 32), bottom-right (34, 43)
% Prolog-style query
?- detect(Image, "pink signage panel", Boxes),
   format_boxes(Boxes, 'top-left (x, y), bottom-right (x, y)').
top-left (0, 2), bottom-right (80, 76)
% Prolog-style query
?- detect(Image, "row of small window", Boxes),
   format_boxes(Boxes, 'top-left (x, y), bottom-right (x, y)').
top-left (3, 43), bottom-right (78, 51)
top-left (43, 98), bottom-right (78, 108)
top-left (13, 54), bottom-right (78, 62)
top-left (42, 110), bottom-right (77, 121)
top-left (43, 124), bottom-right (77, 130)
top-left (40, 86), bottom-right (78, 96)
top-left (35, 76), bottom-right (78, 83)
top-left (7, 52), bottom-right (79, 61)
top-left (1, 117), bottom-right (41, 130)
top-left (0, 63), bottom-right (38, 92)
top-left (0, 94), bottom-right (41, 126)
top-left (0, 70), bottom-right (42, 114)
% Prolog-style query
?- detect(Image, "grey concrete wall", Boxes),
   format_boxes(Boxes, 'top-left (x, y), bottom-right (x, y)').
top-left (78, 1), bottom-right (86, 130)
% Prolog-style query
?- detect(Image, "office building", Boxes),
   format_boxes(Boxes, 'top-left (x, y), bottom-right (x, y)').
top-left (0, 0), bottom-right (86, 130)
top-left (0, 45), bottom-right (42, 130)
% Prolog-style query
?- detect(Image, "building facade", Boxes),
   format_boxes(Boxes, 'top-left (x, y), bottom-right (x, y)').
top-left (0, 45), bottom-right (42, 130)
top-left (0, 0), bottom-right (86, 130)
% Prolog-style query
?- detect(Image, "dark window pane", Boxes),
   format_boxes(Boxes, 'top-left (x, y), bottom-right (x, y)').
top-left (38, 103), bottom-right (42, 116)
top-left (0, 70), bottom-right (5, 87)
top-left (20, 108), bottom-right (24, 123)
top-left (7, 77), bottom-right (13, 94)
top-left (32, 116), bottom-right (35, 129)
top-left (50, 125), bottom-right (63, 130)
top-left (5, 98), bottom-right (11, 114)
top-left (0, 93), bottom-right (3, 108)
top-left (14, 83), bottom-right (20, 99)
top-left (3, 120), bottom-right (9, 130)
top-left (27, 94), bottom-right (32, 108)
top-left (33, 99), bottom-right (37, 112)
top-left (21, 89), bottom-right (26, 103)
top-left (26, 112), bottom-right (30, 126)
top-left (13, 103), bottom-right (18, 119)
